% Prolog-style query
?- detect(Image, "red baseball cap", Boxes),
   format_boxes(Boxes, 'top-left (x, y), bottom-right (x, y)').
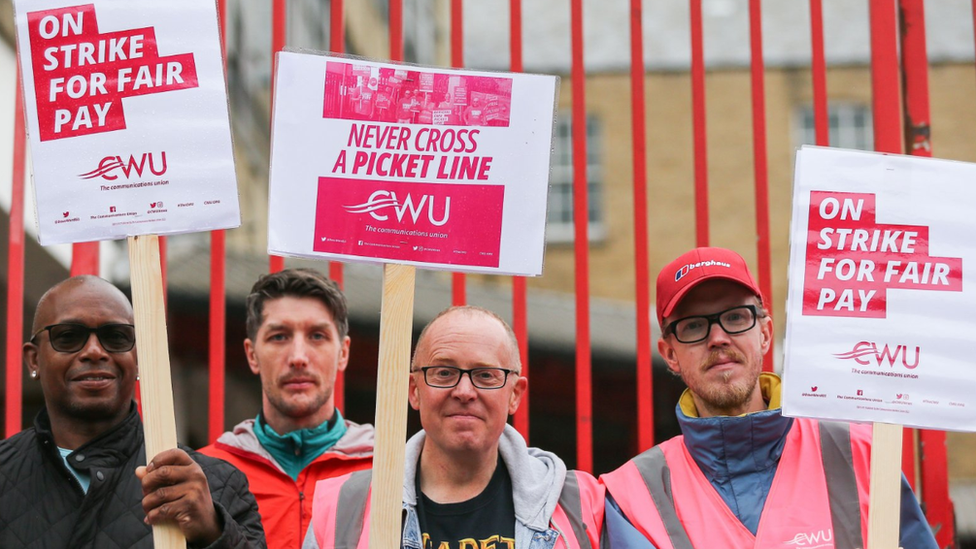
top-left (656, 247), bottom-right (763, 328)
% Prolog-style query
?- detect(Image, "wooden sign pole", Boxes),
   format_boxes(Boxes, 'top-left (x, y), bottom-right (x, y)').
top-left (368, 264), bottom-right (416, 548)
top-left (866, 422), bottom-right (904, 549)
top-left (128, 235), bottom-right (186, 549)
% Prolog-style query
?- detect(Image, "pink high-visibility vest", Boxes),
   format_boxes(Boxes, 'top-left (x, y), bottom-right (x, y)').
top-left (310, 470), bottom-right (604, 549)
top-left (601, 419), bottom-right (872, 549)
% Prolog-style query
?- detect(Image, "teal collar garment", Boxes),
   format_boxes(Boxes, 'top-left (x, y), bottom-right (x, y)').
top-left (253, 410), bottom-right (348, 481)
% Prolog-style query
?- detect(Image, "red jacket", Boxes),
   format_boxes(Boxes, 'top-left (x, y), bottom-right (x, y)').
top-left (200, 418), bottom-right (373, 549)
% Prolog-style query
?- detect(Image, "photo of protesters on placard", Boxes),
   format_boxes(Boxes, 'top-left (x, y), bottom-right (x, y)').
top-left (323, 61), bottom-right (513, 128)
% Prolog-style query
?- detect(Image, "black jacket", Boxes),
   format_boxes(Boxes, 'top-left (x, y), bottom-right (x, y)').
top-left (0, 405), bottom-right (267, 549)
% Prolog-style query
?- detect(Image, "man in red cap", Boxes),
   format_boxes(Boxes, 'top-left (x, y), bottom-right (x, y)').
top-left (600, 247), bottom-right (937, 548)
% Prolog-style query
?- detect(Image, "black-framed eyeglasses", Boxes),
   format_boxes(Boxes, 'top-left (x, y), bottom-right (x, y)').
top-left (416, 366), bottom-right (515, 389)
top-left (30, 323), bottom-right (136, 353)
top-left (664, 305), bottom-right (760, 344)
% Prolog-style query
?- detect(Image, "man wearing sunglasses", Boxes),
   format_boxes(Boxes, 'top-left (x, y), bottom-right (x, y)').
top-left (200, 269), bottom-right (373, 549)
top-left (303, 306), bottom-right (604, 549)
top-left (0, 275), bottom-right (266, 549)
top-left (600, 247), bottom-right (937, 548)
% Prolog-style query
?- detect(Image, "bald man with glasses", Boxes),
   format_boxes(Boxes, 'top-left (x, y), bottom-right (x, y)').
top-left (303, 305), bottom-right (604, 549)
top-left (0, 275), bottom-right (266, 549)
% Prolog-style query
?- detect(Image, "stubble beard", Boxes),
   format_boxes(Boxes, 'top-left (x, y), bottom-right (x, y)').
top-left (266, 380), bottom-right (332, 420)
top-left (685, 348), bottom-right (761, 414)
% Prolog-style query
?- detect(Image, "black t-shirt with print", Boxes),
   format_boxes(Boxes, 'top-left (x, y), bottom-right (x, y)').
top-left (416, 461), bottom-right (516, 549)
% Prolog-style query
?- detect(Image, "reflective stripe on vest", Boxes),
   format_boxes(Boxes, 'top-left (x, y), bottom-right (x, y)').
top-left (318, 470), bottom-right (596, 549)
top-left (555, 471), bottom-right (594, 549)
top-left (335, 470), bottom-right (372, 549)
top-left (603, 418), bottom-right (868, 549)
top-left (819, 421), bottom-right (864, 549)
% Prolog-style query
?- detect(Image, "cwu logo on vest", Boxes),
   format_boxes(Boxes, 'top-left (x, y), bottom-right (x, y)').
top-left (783, 528), bottom-right (833, 548)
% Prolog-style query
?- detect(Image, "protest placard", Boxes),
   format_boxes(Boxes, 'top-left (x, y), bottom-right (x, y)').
top-left (14, 1), bottom-right (240, 546)
top-left (268, 52), bottom-right (557, 276)
top-left (14, 0), bottom-right (240, 245)
top-left (784, 146), bottom-right (975, 433)
top-left (268, 53), bottom-right (557, 548)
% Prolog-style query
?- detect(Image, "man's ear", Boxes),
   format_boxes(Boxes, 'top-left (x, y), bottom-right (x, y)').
top-left (23, 342), bottom-right (39, 379)
top-left (408, 372), bottom-right (421, 411)
top-left (658, 336), bottom-right (682, 376)
top-left (337, 336), bottom-right (351, 373)
top-left (759, 315), bottom-right (773, 356)
top-left (244, 339), bottom-right (259, 375)
top-left (508, 376), bottom-right (527, 416)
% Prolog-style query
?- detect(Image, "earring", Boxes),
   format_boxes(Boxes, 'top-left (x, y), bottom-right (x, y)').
top-left (136, 374), bottom-right (140, 381)
top-left (30, 370), bottom-right (38, 379)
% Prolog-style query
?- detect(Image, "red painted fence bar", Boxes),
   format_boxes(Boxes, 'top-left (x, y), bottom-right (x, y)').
top-left (269, 0), bottom-right (287, 274)
top-left (70, 243), bottom-right (99, 276)
top-left (390, 0), bottom-right (403, 63)
top-left (5, 66), bottom-right (26, 437)
top-left (690, 0), bottom-right (709, 247)
top-left (900, 0), bottom-right (955, 544)
top-left (206, 0), bottom-right (229, 442)
top-left (629, 0), bottom-right (654, 451)
top-left (868, 0), bottom-right (914, 493)
top-left (809, 0), bottom-right (829, 147)
top-left (510, 0), bottom-right (530, 442)
top-left (747, 0), bottom-right (774, 373)
top-left (451, 0), bottom-right (466, 307)
top-left (329, 0), bottom-right (346, 414)
top-left (570, 0), bottom-right (593, 474)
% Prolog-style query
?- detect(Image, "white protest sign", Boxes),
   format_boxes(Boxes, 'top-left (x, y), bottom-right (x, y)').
top-left (783, 145), bottom-right (976, 432)
top-left (14, 0), bottom-right (240, 245)
top-left (268, 52), bottom-right (557, 276)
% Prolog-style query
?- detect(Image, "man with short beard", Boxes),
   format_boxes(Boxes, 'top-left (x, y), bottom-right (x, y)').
top-left (600, 247), bottom-right (937, 548)
top-left (200, 269), bottom-right (373, 549)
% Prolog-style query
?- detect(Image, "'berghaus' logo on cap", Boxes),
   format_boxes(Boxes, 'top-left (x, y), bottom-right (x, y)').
top-left (674, 260), bottom-right (732, 281)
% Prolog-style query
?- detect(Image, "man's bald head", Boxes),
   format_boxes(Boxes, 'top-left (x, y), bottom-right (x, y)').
top-left (411, 306), bottom-right (521, 374)
top-left (32, 276), bottom-right (133, 335)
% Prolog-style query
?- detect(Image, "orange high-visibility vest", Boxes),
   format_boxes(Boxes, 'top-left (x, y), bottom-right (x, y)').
top-left (601, 419), bottom-right (872, 549)
top-left (310, 469), bottom-right (604, 549)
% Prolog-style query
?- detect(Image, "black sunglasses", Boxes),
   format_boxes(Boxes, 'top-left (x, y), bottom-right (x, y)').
top-left (31, 323), bottom-right (136, 353)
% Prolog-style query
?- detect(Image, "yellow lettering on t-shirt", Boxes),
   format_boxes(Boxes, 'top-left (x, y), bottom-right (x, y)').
top-left (499, 537), bottom-right (515, 549)
top-left (421, 533), bottom-right (432, 549)
top-left (459, 539), bottom-right (478, 549)
top-left (436, 542), bottom-right (450, 549)
top-left (480, 535), bottom-right (499, 549)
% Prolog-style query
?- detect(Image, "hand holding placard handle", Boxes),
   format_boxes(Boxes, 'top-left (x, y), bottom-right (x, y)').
top-left (128, 235), bottom-right (186, 549)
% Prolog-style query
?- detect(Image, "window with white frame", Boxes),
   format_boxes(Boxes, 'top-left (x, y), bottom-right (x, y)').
top-left (796, 103), bottom-right (874, 151)
top-left (548, 113), bottom-right (605, 243)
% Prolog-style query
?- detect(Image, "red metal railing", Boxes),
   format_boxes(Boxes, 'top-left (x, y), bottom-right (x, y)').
top-left (900, 0), bottom-right (956, 544)
top-left (2, 4), bottom-right (965, 538)
top-left (629, 0), bottom-right (654, 452)
top-left (510, 0), bottom-right (531, 442)
top-left (4, 63), bottom-right (26, 438)
top-left (690, 0), bottom-right (709, 247)
top-left (570, 0), bottom-right (593, 474)
top-left (748, 0), bottom-right (774, 372)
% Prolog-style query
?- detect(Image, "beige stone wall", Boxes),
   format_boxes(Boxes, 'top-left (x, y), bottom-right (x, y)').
top-left (536, 64), bottom-right (976, 480)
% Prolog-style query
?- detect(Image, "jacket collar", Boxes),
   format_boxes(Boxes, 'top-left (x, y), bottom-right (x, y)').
top-left (215, 417), bottom-right (374, 474)
top-left (34, 402), bottom-right (143, 472)
top-left (675, 373), bottom-right (793, 482)
top-left (402, 424), bottom-right (567, 532)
